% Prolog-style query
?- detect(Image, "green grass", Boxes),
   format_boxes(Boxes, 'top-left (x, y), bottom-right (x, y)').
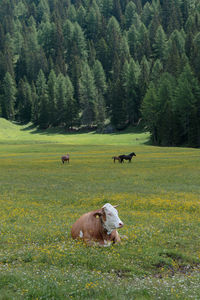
top-left (0, 117), bottom-right (149, 145)
top-left (0, 118), bottom-right (200, 299)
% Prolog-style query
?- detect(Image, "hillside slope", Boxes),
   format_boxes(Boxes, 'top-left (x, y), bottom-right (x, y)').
top-left (0, 118), bottom-right (150, 145)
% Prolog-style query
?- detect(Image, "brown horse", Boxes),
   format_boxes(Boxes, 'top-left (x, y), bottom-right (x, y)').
top-left (112, 156), bottom-right (122, 163)
top-left (61, 154), bottom-right (70, 164)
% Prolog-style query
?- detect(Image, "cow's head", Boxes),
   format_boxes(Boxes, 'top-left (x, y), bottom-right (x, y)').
top-left (96, 203), bottom-right (124, 234)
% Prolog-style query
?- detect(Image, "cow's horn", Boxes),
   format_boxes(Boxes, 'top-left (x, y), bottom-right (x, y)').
top-left (113, 205), bottom-right (119, 208)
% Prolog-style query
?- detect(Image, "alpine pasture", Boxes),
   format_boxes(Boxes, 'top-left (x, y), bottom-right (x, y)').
top-left (0, 118), bottom-right (200, 299)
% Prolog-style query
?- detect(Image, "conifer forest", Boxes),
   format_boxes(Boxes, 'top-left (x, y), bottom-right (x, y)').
top-left (0, 0), bottom-right (200, 147)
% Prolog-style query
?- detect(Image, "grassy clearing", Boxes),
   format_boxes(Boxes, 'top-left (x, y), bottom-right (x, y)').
top-left (0, 118), bottom-right (200, 299)
top-left (0, 117), bottom-right (149, 145)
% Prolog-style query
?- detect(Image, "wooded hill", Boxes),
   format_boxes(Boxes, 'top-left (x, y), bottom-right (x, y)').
top-left (0, 0), bottom-right (200, 147)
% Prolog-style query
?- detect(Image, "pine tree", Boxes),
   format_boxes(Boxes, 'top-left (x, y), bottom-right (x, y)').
top-left (156, 72), bottom-right (175, 145)
top-left (38, 19), bottom-right (56, 58)
top-left (31, 81), bottom-right (38, 124)
top-left (113, 0), bottom-right (123, 25)
top-left (127, 24), bottom-right (139, 59)
top-left (2, 72), bottom-right (16, 120)
top-left (79, 62), bottom-right (97, 126)
top-left (47, 69), bottom-right (57, 126)
top-left (101, 0), bottom-right (113, 19)
top-left (191, 32), bottom-right (200, 80)
top-left (34, 69), bottom-right (48, 127)
top-left (63, 19), bottom-right (74, 64)
top-left (137, 23), bottom-right (151, 61)
top-left (96, 38), bottom-right (109, 74)
top-left (141, 83), bottom-right (160, 144)
top-left (138, 55), bottom-right (150, 100)
top-left (17, 77), bottom-right (32, 123)
top-left (37, 0), bottom-right (50, 22)
top-left (85, 3), bottom-right (101, 42)
top-left (110, 77), bottom-right (128, 130)
top-left (166, 30), bottom-right (186, 76)
top-left (151, 59), bottom-right (163, 82)
top-left (174, 64), bottom-right (200, 146)
top-left (93, 60), bottom-right (107, 129)
top-left (148, 8), bottom-right (161, 44)
top-left (153, 24), bottom-right (167, 61)
top-left (63, 75), bottom-right (78, 128)
top-left (55, 73), bottom-right (67, 125)
top-left (71, 22), bottom-right (88, 61)
top-left (141, 2), bottom-right (152, 27)
top-left (66, 4), bottom-right (77, 23)
top-left (77, 5), bottom-right (86, 28)
top-left (3, 33), bottom-right (15, 78)
top-left (106, 16), bottom-right (122, 73)
top-left (123, 58), bottom-right (141, 124)
top-left (125, 1), bottom-right (137, 29)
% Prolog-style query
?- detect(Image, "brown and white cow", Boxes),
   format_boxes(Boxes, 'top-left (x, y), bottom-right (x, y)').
top-left (71, 203), bottom-right (124, 246)
top-left (61, 154), bottom-right (69, 164)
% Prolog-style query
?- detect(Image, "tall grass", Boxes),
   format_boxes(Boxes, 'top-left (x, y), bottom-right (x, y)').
top-left (0, 119), bottom-right (200, 299)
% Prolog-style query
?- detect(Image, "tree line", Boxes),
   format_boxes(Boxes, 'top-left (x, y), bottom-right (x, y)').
top-left (0, 0), bottom-right (200, 147)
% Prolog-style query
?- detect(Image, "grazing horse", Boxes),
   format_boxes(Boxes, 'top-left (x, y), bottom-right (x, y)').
top-left (112, 156), bottom-right (121, 163)
top-left (118, 152), bottom-right (136, 163)
top-left (61, 154), bottom-right (70, 164)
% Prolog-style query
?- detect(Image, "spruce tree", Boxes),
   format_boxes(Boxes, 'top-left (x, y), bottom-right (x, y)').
top-left (123, 58), bottom-right (141, 125)
top-left (47, 69), bottom-right (57, 126)
top-left (79, 62), bottom-right (97, 127)
top-left (153, 24), bottom-right (167, 61)
top-left (17, 77), bottom-right (32, 123)
top-left (55, 73), bottom-right (67, 125)
top-left (93, 60), bottom-right (107, 129)
top-left (2, 72), bottom-right (16, 120)
top-left (156, 72), bottom-right (175, 145)
top-left (64, 75), bottom-right (78, 129)
top-left (174, 64), bottom-right (200, 146)
top-left (141, 83), bottom-right (160, 144)
top-left (125, 1), bottom-right (137, 29)
top-left (34, 69), bottom-right (48, 127)
top-left (127, 24), bottom-right (139, 59)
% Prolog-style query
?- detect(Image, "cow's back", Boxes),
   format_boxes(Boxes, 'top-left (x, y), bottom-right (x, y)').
top-left (71, 211), bottom-right (102, 240)
top-left (71, 211), bottom-right (120, 245)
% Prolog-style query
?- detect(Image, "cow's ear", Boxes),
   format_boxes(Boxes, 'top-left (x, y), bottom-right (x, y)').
top-left (113, 205), bottom-right (119, 208)
top-left (93, 210), bottom-right (103, 218)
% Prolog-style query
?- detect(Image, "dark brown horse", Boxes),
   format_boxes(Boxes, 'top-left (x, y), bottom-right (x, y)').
top-left (112, 156), bottom-right (121, 163)
top-left (61, 154), bottom-right (70, 164)
top-left (118, 152), bottom-right (136, 163)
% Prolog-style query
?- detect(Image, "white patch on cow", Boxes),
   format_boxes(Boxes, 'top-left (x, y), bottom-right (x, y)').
top-left (79, 230), bottom-right (83, 238)
top-left (103, 240), bottom-right (112, 247)
top-left (102, 203), bottom-right (124, 234)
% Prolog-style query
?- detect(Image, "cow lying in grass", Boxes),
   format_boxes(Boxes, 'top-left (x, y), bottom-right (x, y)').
top-left (71, 203), bottom-right (124, 246)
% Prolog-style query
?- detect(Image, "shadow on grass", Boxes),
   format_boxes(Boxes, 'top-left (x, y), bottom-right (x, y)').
top-left (20, 124), bottom-right (82, 135)
top-left (20, 122), bottom-right (152, 143)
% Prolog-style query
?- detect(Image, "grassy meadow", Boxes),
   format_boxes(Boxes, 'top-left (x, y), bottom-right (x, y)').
top-left (0, 118), bottom-right (200, 299)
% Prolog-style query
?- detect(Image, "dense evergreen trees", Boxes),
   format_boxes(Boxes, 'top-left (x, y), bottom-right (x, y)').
top-left (0, 0), bottom-right (200, 147)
